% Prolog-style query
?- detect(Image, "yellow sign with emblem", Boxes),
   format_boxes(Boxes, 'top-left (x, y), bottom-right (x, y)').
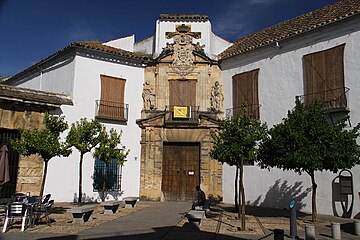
top-left (173, 106), bottom-right (189, 118)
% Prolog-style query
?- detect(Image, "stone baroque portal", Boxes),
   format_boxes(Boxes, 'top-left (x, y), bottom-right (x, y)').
top-left (137, 22), bottom-right (224, 202)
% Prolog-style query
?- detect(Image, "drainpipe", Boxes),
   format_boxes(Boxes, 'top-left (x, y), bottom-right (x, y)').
top-left (37, 66), bottom-right (43, 90)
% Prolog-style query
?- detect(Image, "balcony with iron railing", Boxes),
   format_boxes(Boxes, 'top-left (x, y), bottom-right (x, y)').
top-left (296, 87), bottom-right (350, 112)
top-left (95, 100), bottom-right (128, 122)
top-left (164, 105), bottom-right (200, 124)
top-left (225, 104), bottom-right (261, 120)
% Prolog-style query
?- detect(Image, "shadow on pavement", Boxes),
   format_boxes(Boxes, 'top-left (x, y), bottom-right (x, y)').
top-left (341, 222), bottom-right (357, 235)
top-left (37, 236), bottom-right (78, 240)
top-left (219, 204), bottom-right (310, 218)
top-left (36, 225), bottom-right (249, 240)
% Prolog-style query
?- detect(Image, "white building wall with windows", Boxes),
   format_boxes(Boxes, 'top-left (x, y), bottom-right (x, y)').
top-left (220, 18), bottom-right (360, 217)
top-left (49, 54), bottom-right (144, 202)
top-left (8, 51), bottom-right (144, 202)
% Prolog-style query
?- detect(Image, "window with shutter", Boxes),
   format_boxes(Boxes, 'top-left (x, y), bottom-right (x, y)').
top-left (303, 44), bottom-right (346, 109)
top-left (166, 80), bottom-right (198, 122)
top-left (97, 75), bottom-right (128, 121)
top-left (169, 80), bottom-right (196, 107)
top-left (231, 69), bottom-right (260, 119)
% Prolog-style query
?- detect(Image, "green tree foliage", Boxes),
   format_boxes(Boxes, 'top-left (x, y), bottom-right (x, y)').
top-left (93, 128), bottom-right (129, 201)
top-left (66, 118), bottom-right (102, 204)
top-left (210, 107), bottom-right (267, 230)
top-left (11, 113), bottom-right (71, 198)
top-left (258, 100), bottom-right (360, 222)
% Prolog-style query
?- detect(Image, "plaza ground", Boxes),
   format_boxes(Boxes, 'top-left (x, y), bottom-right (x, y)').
top-left (0, 201), bottom-right (359, 240)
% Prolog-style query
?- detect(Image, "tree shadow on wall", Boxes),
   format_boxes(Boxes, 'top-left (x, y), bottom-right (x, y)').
top-left (247, 179), bottom-right (311, 217)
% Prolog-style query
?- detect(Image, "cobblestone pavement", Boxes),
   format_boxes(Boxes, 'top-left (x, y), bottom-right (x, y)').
top-left (0, 201), bottom-right (359, 240)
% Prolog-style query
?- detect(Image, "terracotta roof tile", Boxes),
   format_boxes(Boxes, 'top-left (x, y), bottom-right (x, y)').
top-left (159, 14), bottom-right (208, 22)
top-left (220, 0), bottom-right (360, 59)
top-left (0, 84), bottom-right (73, 107)
top-left (71, 41), bottom-right (150, 60)
top-left (6, 41), bottom-right (150, 83)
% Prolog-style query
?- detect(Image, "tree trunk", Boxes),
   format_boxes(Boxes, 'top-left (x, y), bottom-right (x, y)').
top-left (39, 160), bottom-right (49, 199)
top-left (235, 166), bottom-right (239, 213)
top-left (101, 163), bottom-right (109, 202)
top-left (239, 160), bottom-right (246, 231)
top-left (310, 171), bottom-right (318, 222)
top-left (78, 153), bottom-right (84, 204)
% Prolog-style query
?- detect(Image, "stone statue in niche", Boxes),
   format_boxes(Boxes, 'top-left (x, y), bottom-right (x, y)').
top-left (210, 81), bottom-right (224, 111)
top-left (142, 81), bottom-right (156, 110)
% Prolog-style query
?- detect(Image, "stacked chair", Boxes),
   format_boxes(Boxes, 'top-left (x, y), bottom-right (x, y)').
top-left (2, 202), bottom-right (28, 232)
top-left (35, 194), bottom-right (54, 226)
top-left (2, 193), bottom-right (54, 232)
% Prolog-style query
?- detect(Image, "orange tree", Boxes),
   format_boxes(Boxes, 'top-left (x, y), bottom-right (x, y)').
top-left (66, 118), bottom-right (102, 204)
top-left (210, 109), bottom-right (267, 230)
top-left (11, 113), bottom-right (71, 198)
top-left (258, 100), bottom-right (360, 222)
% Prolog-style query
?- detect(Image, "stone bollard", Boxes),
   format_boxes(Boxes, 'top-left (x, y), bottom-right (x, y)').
top-left (305, 225), bottom-right (316, 240)
top-left (354, 220), bottom-right (360, 236)
top-left (331, 222), bottom-right (341, 239)
top-left (273, 228), bottom-right (284, 240)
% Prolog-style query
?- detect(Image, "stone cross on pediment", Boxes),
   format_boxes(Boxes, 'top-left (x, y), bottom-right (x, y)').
top-left (165, 24), bottom-right (201, 41)
top-left (165, 24), bottom-right (203, 77)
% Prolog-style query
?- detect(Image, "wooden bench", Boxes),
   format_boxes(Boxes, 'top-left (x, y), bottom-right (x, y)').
top-left (67, 204), bottom-right (96, 224)
top-left (100, 200), bottom-right (123, 215)
top-left (123, 197), bottom-right (139, 208)
top-left (185, 210), bottom-right (206, 228)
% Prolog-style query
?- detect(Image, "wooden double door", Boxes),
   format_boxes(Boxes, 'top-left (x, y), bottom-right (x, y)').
top-left (161, 142), bottom-right (200, 201)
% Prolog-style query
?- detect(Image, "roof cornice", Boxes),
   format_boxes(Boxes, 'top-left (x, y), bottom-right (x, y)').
top-left (5, 41), bottom-right (151, 84)
top-left (220, 0), bottom-right (360, 59)
top-left (159, 14), bottom-right (209, 22)
top-left (0, 84), bottom-right (73, 107)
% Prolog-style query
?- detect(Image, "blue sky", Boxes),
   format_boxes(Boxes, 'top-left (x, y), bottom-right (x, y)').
top-left (0, 0), bottom-right (338, 77)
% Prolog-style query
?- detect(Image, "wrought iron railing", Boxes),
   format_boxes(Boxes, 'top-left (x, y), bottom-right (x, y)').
top-left (164, 105), bottom-right (199, 124)
top-left (296, 87), bottom-right (350, 111)
top-left (95, 100), bottom-right (128, 121)
top-left (225, 104), bottom-right (261, 120)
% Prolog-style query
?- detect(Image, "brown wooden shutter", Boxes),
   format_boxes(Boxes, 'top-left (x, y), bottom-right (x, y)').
top-left (232, 69), bottom-right (259, 118)
top-left (303, 44), bottom-right (345, 107)
top-left (100, 75), bottom-right (126, 119)
top-left (169, 80), bottom-right (196, 107)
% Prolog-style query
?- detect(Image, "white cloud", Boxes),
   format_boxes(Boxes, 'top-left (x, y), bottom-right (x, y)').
top-left (211, 0), bottom-right (282, 41)
top-left (212, 1), bottom-right (253, 40)
top-left (64, 16), bottom-right (102, 42)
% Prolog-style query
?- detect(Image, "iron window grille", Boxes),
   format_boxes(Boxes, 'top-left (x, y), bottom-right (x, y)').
top-left (92, 158), bottom-right (122, 192)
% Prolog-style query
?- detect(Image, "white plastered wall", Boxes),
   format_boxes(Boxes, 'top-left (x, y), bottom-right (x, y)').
top-left (44, 54), bottom-right (144, 202)
top-left (221, 19), bottom-right (360, 217)
top-left (7, 54), bottom-right (76, 96)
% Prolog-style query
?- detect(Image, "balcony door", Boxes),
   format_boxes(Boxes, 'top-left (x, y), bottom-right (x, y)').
top-left (99, 75), bottom-right (126, 120)
top-left (169, 80), bottom-right (196, 107)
